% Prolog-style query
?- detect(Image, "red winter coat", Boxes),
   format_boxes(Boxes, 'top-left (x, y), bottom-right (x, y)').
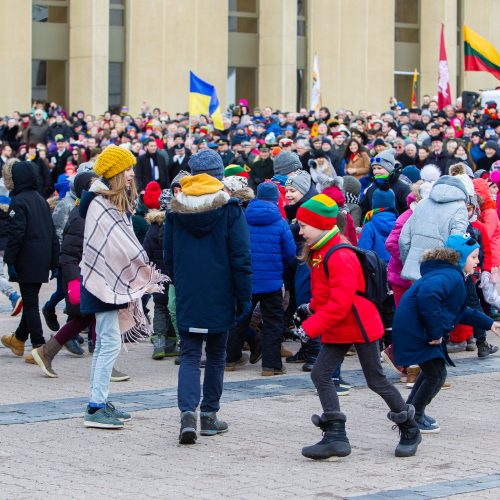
top-left (302, 232), bottom-right (384, 344)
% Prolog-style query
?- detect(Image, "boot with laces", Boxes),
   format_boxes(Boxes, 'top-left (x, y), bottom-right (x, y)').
top-left (387, 403), bottom-right (421, 457)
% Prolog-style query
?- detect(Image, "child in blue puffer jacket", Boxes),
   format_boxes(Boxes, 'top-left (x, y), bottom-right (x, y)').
top-left (226, 182), bottom-right (296, 376)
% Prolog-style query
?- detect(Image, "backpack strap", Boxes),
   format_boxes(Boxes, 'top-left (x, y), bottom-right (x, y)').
top-left (322, 243), bottom-right (370, 344)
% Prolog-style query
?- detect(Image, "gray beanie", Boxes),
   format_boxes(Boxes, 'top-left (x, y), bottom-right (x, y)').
top-left (188, 149), bottom-right (224, 180)
top-left (342, 175), bottom-right (361, 196)
top-left (77, 161), bottom-right (95, 174)
top-left (285, 170), bottom-right (311, 195)
top-left (273, 151), bottom-right (302, 175)
top-left (372, 148), bottom-right (397, 174)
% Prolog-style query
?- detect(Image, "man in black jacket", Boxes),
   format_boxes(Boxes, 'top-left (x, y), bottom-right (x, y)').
top-left (135, 138), bottom-right (170, 193)
top-left (426, 134), bottom-right (449, 175)
top-left (1, 161), bottom-right (59, 357)
top-left (49, 135), bottom-right (71, 187)
top-left (168, 144), bottom-right (190, 180)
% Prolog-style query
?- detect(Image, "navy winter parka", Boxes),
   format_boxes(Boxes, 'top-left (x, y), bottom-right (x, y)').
top-left (393, 251), bottom-right (493, 367)
top-left (245, 199), bottom-right (295, 294)
top-left (164, 192), bottom-right (252, 334)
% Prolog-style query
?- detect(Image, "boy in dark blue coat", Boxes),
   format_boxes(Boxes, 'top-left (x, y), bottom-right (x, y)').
top-left (226, 182), bottom-right (295, 375)
top-left (393, 234), bottom-right (500, 433)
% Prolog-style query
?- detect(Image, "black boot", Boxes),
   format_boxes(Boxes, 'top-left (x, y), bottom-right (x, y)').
top-left (387, 404), bottom-right (421, 457)
top-left (179, 411), bottom-right (197, 445)
top-left (301, 412), bottom-right (351, 460)
top-left (477, 341), bottom-right (499, 358)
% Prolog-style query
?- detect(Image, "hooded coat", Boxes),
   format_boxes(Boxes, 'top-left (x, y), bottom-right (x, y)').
top-left (360, 176), bottom-right (411, 216)
top-left (245, 199), bottom-right (295, 294)
top-left (399, 176), bottom-right (469, 281)
top-left (3, 161), bottom-right (59, 282)
top-left (164, 174), bottom-right (252, 333)
top-left (358, 210), bottom-right (397, 264)
top-left (393, 248), bottom-right (493, 367)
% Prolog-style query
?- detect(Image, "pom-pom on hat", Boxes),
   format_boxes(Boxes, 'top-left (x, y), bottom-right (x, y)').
top-left (93, 145), bottom-right (136, 179)
top-left (297, 194), bottom-right (339, 230)
top-left (444, 234), bottom-right (480, 269)
top-left (143, 181), bottom-right (161, 209)
top-left (256, 182), bottom-right (279, 203)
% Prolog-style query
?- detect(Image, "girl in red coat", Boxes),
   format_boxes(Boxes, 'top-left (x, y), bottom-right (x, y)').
top-left (294, 194), bottom-right (421, 460)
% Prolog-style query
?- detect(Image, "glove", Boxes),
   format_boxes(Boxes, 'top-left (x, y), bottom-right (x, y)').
top-left (7, 264), bottom-right (18, 281)
top-left (293, 326), bottom-right (310, 343)
top-left (235, 300), bottom-right (252, 325)
top-left (67, 278), bottom-right (81, 306)
top-left (50, 268), bottom-right (60, 280)
top-left (293, 303), bottom-right (313, 327)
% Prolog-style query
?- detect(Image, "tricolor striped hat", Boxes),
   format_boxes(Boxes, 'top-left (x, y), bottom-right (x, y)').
top-left (297, 194), bottom-right (339, 230)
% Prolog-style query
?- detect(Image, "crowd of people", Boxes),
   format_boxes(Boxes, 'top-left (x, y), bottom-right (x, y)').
top-left (1, 94), bottom-right (500, 458)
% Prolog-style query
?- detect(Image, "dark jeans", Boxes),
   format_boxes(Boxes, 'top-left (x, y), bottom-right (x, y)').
top-left (55, 315), bottom-right (94, 345)
top-left (407, 357), bottom-right (447, 420)
top-left (227, 290), bottom-right (283, 369)
top-left (45, 275), bottom-right (64, 312)
top-left (311, 340), bottom-right (405, 415)
top-left (15, 283), bottom-right (45, 346)
top-left (178, 331), bottom-right (228, 413)
top-left (466, 275), bottom-right (486, 344)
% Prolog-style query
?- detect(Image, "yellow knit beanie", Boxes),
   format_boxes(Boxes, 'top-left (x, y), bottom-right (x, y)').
top-left (93, 145), bottom-right (136, 179)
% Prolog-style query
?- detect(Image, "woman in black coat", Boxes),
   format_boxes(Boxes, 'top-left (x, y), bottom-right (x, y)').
top-left (1, 160), bottom-right (59, 356)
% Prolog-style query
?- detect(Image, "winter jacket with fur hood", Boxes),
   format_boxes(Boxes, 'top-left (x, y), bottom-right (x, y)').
top-left (393, 248), bottom-right (493, 367)
top-left (164, 173), bottom-right (252, 333)
top-left (399, 176), bottom-right (469, 281)
top-left (3, 161), bottom-right (59, 282)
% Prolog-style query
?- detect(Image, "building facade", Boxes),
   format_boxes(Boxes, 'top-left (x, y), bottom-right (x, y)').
top-left (1, 0), bottom-right (500, 116)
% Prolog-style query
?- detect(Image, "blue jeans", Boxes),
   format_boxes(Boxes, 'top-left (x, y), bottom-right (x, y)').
top-left (89, 310), bottom-right (122, 407)
top-left (45, 275), bottom-right (64, 312)
top-left (178, 331), bottom-right (228, 413)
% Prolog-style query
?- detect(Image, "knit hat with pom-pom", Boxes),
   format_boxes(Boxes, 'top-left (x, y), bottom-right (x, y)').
top-left (143, 181), bottom-right (161, 209)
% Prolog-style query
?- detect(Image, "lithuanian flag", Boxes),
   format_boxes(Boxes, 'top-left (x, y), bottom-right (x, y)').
top-left (189, 71), bottom-right (224, 130)
top-left (463, 25), bottom-right (500, 80)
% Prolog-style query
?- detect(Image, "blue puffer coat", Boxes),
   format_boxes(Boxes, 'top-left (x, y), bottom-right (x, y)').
top-left (393, 249), bottom-right (493, 367)
top-left (245, 199), bottom-right (296, 294)
top-left (358, 210), bottom-right (397, 264)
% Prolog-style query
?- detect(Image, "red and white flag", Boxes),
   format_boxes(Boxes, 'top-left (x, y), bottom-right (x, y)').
top-left (438, 24), bottom-right (452, 109)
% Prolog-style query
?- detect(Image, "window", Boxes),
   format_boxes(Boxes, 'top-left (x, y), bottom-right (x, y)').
top-left (229, 0), bottom-right (258, 33)
top-left (109, 62), bottom-right (123, 108)
top-left (32, 2), bottom-right (68, 23)
top-left (395, 0), bottom-right (419, 43)
top-left (227, 67), bottom-right (256, 108)
top-left (110, 0), bottom-right (125, 26)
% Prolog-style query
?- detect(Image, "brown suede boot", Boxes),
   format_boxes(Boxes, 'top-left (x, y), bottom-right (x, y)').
top-left (32, 337), bottom-right (62, 378)
top-left (1, 333), bottom-right (25, 356)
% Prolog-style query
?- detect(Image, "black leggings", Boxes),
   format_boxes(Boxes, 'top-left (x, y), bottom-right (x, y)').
top-left (311, 340), bottom-right (406, 416)
top-left (407, 357), bottom-right (447, 420)
top-left (15, 282), bottom-right (45, 347)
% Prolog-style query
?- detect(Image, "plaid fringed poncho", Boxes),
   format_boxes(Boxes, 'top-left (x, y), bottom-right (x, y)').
top-left (80, 194), bottom-right (168, 334)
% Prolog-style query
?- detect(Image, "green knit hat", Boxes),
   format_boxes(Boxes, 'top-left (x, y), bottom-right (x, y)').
top-left (224, 164), bottom-right (247, 177)
top-left (297, 194), bottom-right (339, 230)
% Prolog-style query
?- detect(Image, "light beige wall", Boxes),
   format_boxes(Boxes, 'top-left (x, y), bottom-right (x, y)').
top-left (0, 0), bottom-right (31, 113)
top-left (461, 0), bottom-right (500, 93)
top-left (420, 0), bottom-right (457, 103)
top-left (125, 0), bottom-right (228, 116)
top-left (307, 0), bottom-right (395, 113)
top-left (68, 0), bottom-right (109, 115)
top-left (258, 0), bottom-right (297, 111)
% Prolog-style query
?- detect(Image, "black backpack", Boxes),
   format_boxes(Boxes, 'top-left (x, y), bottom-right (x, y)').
top-left (322, 244), bottom-right (390, 342)
top-left (323, 244), bottom-right (389, 308)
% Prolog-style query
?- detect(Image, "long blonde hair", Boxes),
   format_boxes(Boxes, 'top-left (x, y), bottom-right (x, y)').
top-left (97, 170), bottom-right (138, 214)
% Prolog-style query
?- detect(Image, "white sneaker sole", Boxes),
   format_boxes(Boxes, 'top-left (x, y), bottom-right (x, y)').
top-left (84, 420), bottom-right (124, 429)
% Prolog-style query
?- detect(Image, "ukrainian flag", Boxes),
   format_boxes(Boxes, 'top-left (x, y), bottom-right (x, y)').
top-left (189, 71), bottom-right (224, 130)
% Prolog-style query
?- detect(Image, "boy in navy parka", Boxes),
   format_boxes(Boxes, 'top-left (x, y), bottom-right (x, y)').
top-left (226, 182), bottom-right (296, 376)
top-left (393, 234), bottom-right (500, 433)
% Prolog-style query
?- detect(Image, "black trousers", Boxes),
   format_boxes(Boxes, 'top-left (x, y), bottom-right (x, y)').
top-left (227, 290), bottom-right (283, 369)
top-left (407, 357), bottom-right (447, 420)
top-left (311, 340), bottom-right (406, 416)
top-left (15, 282), bottom-right (45, 347)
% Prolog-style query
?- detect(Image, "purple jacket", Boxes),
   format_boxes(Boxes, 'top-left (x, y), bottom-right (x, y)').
top-left (385, 207), bottom-right (413, 289)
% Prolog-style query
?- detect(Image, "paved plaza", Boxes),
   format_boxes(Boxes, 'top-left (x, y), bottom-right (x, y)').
top-left (0, 286), bottom-right (499, 499)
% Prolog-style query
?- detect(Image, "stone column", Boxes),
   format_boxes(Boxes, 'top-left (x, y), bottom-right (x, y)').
top-left (68, 0), bottom-right (110, 114)
top-left (258, 0), bottom-right (297, 110)
top-left (0, 0), bottom-right (31, 114)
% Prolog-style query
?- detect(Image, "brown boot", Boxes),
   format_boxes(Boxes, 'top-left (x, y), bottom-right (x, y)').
top-left (32, 338), bottom-right (62, 378)
top-left (280, 344), bottom-right (293, 358)
top-left (1, 333), bottom-right (25, 356)
top-left (405, 366), bottom-right (421, 388)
